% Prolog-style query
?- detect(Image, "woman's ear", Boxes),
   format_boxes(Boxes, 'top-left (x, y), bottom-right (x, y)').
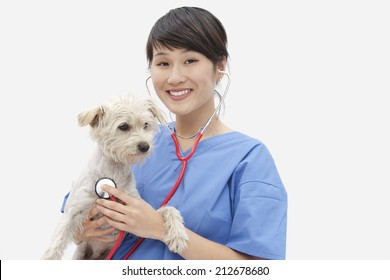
top-left (218, 56), bottom-right (228, 71)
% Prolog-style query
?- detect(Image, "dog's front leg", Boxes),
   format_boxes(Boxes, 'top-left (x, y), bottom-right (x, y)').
top-left (42, 204), bottom-right (89, 260)
top-left (42, 213), bottom-right (75, 259)
top-left (157, 206), bottom-right (189, 254)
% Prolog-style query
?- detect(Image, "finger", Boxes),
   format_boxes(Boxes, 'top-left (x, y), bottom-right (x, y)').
top-left (96, 198), bottom-right (128, 215)
top-left (101, 185), bottom-right (138, 205)
top-left (96, 226), bottom-right (118, 236)
top-left (89, 215), bottom-right (109, 228)
top-left (104, 216), bottom-right (129, 232)
top-left (95, 235), bottom-right (119, 244)
top-left (85, 224), bottom-right (117, 238)
top-left (87, 206), bottom-right (100, 220)
top-left (96, 204), bottom-right (126, 224)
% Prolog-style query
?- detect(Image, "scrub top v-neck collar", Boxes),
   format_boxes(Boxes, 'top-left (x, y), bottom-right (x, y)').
top-left (165, 123), bottom-right (239, 160)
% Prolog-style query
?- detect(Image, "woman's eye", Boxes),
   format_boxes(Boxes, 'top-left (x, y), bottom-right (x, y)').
top-left (185, 59), bottom-right (198, 64)
top-left (157, 61), bottom-right (169, 67)
top-left (118, 123), bottom-right (130, 131)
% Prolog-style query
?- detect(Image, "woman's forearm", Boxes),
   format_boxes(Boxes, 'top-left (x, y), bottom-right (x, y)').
top-left (177, 228), bottom-right (262, 260)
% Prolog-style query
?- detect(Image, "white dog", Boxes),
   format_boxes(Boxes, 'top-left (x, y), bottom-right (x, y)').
top-left (42, 94), bottom-right (188, 260)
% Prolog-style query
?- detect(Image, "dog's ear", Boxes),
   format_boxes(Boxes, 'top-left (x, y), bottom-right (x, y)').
top-left (77, 106), bottom-right (105, 127)
top-left (146, 99), bottom-right (166, 125)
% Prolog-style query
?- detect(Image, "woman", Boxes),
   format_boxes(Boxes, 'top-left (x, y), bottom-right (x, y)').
top-left (81, 6), bottom-right (287, 260)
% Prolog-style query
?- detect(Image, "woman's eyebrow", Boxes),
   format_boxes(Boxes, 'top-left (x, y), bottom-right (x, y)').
top-left (154, 49), bottom-right (194, 57)
top-left (153, 52), bottom-right (167, 57)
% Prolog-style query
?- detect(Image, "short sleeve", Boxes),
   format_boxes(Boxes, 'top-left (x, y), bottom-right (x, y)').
top-left (226, 143), bottom-right (288, 259)
top-left (60, 192), bottom-right (70, 213)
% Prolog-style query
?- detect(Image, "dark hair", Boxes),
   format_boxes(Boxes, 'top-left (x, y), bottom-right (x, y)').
top-left (146, 7), bottom-right (229, 68)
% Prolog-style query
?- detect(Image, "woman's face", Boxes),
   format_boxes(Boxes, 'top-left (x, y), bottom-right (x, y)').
top-left (150, 46), bottom-right (224, 120)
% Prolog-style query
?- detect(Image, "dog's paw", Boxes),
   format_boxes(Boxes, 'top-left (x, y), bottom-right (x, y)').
top-left (42, 249), bottom-right (61, 260)
top-left (157, 206), bottom-right (189, 254)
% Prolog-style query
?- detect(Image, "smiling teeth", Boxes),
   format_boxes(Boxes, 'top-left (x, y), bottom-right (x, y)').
top-left (169, 89), bottom-right (191, 96)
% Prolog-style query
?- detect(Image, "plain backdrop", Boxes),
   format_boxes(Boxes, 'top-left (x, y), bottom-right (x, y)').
top-left (0, 0), bottom-right (389, 260)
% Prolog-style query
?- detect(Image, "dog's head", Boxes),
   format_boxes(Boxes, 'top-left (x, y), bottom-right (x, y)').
top-left (78, 94), bottom-right (164, 165)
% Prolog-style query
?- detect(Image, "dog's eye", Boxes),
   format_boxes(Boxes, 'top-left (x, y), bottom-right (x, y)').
top-left (143, 122), bottom-right (149, 129)
top-left (118, 123), bottom-right (130, 131)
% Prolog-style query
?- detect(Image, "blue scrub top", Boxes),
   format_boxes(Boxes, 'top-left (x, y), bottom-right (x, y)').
top-left (112, 124), bottom-right (287, 260)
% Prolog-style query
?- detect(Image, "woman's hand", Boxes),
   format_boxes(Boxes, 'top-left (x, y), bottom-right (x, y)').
top-left (74, 206), bottom-right (119, 244)
top-left (95, 186), bottom-right (166, 242)
top-left (94, 186), bottom-right (260, 260)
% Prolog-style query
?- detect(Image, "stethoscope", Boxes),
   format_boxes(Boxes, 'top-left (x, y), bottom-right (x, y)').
top-left (95, 70), bottom-right (230, 259)
top-left (94, 177), bottom-right (125, 260)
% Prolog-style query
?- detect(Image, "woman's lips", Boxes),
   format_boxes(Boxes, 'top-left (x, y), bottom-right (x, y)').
top-left (167, 89), bottom-right (192, 100)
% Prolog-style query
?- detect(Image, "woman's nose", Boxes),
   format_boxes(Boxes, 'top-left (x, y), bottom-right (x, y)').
top-left (167, 66), bottom-right (185, 85)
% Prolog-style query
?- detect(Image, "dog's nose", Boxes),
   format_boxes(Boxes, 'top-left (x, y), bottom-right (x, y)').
top-left (138, 142), bottom-right (150, 153)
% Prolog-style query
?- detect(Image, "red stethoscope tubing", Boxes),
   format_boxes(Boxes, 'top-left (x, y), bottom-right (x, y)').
top-left (105, 132), bottom-right (203, 260)
top-left (105, 195), bottom-right (125, 260)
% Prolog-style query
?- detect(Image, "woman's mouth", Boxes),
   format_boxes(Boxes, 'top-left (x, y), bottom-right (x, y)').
top-left (167, 89), bottom-right (192, 99)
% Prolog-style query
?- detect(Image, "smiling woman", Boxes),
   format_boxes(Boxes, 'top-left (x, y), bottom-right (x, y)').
top-left (150, 47), bottom-right (224, 130)
top-left (72, 6), bottom-right (288, 260)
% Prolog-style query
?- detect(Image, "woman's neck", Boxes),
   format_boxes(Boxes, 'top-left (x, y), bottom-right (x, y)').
top-left (174, 116), bottom-right (207, 139)
top-left (174, 116), bottom-right (231, 140)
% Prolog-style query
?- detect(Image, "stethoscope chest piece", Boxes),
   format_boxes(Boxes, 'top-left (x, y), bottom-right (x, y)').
top-left (95, 177), bottom-right (116, 199)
